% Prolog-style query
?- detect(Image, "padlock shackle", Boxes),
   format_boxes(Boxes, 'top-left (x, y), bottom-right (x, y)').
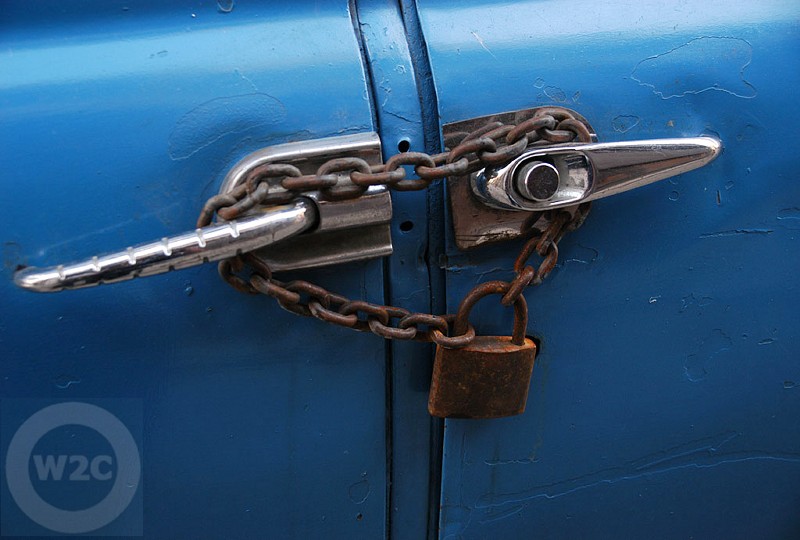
top-left (452, 280), bottom-right (528, 346)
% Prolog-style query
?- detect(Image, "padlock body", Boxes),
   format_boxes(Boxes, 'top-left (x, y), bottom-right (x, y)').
top-left (428, 336), bottom-right (537, 419)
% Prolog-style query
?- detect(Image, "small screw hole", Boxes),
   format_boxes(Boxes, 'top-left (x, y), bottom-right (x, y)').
top-left (399, 220), bottom-right (414, 232)
top-left (397, 139), bottom-right (411, 153)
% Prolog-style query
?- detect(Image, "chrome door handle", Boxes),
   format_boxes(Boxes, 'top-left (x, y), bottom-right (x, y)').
top-left (13, 133), bottom-right (394, 293)
top-left (444, 107), bottom-right (722, 250)
top-left (14, 201), bottom-right (316, 293)
top-left (472, 137), bottom-right (721, 211)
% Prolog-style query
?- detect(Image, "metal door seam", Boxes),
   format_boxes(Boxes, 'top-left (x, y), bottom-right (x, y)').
top-left (350, 1), bottom-right (447, 538)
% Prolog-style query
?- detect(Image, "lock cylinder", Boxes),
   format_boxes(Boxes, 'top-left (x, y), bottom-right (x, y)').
top-left (514, 160), bottom-right (560, 202)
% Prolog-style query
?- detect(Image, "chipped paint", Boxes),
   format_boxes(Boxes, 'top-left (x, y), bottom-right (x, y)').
top-left (631, 37), bottom-right (757, 99)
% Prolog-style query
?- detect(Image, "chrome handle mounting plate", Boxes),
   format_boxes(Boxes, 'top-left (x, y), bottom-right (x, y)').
top-left (220, 132), bottom-right (392, 271)
top-left (445, 108), bottom-right (598, 251)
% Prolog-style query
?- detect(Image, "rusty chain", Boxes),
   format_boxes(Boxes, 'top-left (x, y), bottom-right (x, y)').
top-left (197, 107), bottom-right (592, 348)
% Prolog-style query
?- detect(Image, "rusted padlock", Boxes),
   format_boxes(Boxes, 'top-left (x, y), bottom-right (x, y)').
top-left (428, 281), bottom-right (537, 419)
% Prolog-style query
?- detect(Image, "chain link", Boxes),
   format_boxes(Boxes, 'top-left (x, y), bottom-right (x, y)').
top-left (198, 107), bottom-right (593, 348)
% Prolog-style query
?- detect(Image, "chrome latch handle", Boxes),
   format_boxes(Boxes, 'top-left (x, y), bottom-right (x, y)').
top-left (472, 137), bottom-right (721, 211)
top-left (14, 201), bottom-right (316, 293)
top-left (13, 132), bottom-right (394, 293)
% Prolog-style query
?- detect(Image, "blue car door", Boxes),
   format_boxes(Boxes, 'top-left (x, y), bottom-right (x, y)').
top-left (2, 0), bottom-right (799, 538)
top-left (416, 1), bottom-right (800, 538)
top-left (1, 2), bottom-right (392, 537)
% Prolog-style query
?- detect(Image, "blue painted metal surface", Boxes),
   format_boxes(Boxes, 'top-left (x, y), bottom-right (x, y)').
top-left (0, 1), bottom-right (387, 537)
top-left (354, 1), bottom-right (441, 538)
top-left (418, 0), bottom-right (800, 537)
top-left (3, 0), bottom-right (799, 538)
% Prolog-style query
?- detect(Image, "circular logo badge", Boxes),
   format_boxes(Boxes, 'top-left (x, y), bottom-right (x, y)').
top-left (5, 402), bottom-right (141, 534)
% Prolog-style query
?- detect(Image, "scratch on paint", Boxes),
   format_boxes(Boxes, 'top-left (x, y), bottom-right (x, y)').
top-left (334, 125), bottom-right (371, 136)
top-left (476, 432), bottom-right (800, 509)
top-left (612, 115), bottom-right (641, 133)
top-left (475, 267), bottom-right (507, 281)
top-left (485, 456), bottom-right (537, 466)
top-left (168, 93), bottom-right (286, 160)
top-left (384, 109), bottom-right (419, 123)
top-left (54, 376), bottom-right (81, 389)
top-left (234, 68), bottom-right (259, 92)
top-left (478, 504), bottom-right (524, 524)
top-left (470, 31), bottom-right (497, 59)
top-left (684, 328), bottom-right (732, 382)
top-left (35, 202), bottom-right (184, 257)
top-left (699, 228), bottom-right (773, 238)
